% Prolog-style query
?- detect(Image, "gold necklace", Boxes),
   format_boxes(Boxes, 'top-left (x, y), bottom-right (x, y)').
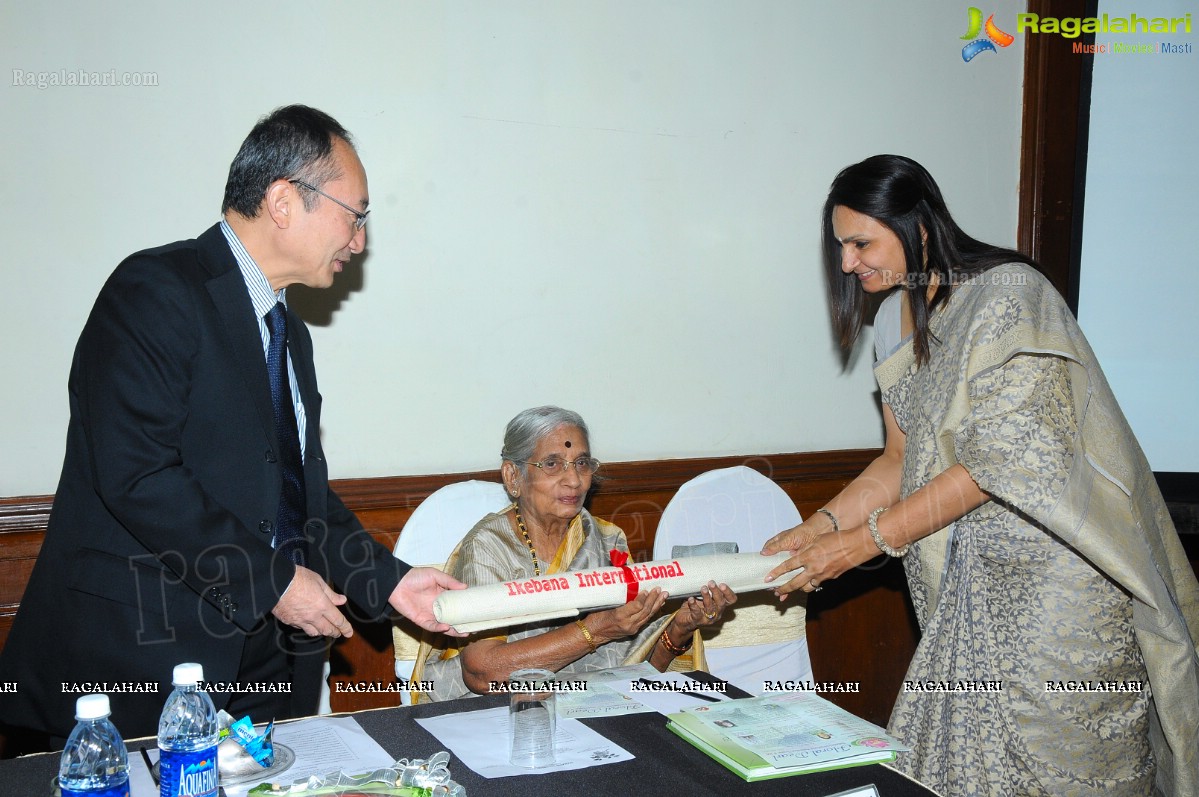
top-left (514, 509), bottom-right (541, 576)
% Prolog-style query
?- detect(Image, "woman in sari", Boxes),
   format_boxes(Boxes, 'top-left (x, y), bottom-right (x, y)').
top-left (763, 155), bottom-right (1199, 796)
top-left (414, 406), bottom-right (735, 701)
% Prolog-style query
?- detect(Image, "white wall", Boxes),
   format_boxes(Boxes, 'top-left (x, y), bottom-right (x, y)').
top-left (1078, 0), bottom-right (1198, 472)
top-left (0, 1), bottom-right (1027, 496)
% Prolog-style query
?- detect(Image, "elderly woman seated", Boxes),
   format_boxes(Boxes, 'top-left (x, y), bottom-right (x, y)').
top-left (412, 406), bottom-right (735, 701)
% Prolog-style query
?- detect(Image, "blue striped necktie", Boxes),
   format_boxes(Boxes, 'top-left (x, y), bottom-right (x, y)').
top-left (266, 302), bottom-right (308, 566)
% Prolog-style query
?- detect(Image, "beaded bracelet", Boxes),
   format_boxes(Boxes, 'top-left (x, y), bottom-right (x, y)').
top-left (868, 506), bottom-right (911, 558)
top-left (815, 507), bottom-right (840, 533)
top-left (575, 620), bottom-right (598, 654)
top-left (659, 625), bottom-right (692, 656)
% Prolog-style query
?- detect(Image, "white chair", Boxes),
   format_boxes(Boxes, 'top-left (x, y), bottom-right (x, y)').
top-left (318, 480), bottom-right (509, 712)
top-left (390, 480), bottom-right (510, 703)
top-left (653, 465), bottom-right (812, 695)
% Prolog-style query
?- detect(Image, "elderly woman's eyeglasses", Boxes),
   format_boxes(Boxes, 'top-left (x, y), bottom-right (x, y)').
top-left (519, 456), bottom-right (601, 476)
top-left (289, 179), bottom-right (370, 231)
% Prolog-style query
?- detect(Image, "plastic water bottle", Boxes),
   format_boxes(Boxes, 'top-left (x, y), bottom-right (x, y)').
top-left (157, 663), bottom-right (219, 797)
top-left (58, 693), bottom-right (130, 797)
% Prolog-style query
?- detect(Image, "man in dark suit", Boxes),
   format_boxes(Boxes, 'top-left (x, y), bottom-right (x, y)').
top-left (0, 106), bottom-right (462, 746)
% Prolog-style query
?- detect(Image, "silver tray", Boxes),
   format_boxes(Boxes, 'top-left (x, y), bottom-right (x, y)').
top-left (221, 741), bottom-right (296, 786)
top-left (149, 742), bottom-right (296, 788)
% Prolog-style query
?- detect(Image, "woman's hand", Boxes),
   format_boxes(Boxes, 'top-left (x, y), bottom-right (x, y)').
top-left (763, 523), bottom-right (876, 600)
top-left (587, 587), bottom-right (669, 644)
top-left (760, 519), bottom-right (836, 599)
top-left (761, 520), bottom-right (825, 559)
top-left (670, 581), bottom-right (737, 636)
top-left (762, 465), bottom-right (989, 600)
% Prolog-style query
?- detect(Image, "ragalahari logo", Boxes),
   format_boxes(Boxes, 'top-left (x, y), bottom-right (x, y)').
top-left (961, 7), bottom-right (1015, 61)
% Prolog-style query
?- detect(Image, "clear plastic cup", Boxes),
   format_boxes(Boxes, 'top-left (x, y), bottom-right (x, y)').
top-left (507, 668), bottom-right (557, 768)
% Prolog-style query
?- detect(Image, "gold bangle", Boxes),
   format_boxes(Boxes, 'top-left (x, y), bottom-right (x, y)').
top-left (868, 506), bottom-right (910, 557)
top-left (575, 620), bottom-right (597, 654)
top-left (659, 625), bottom-right (692, 656)
top-left (816, 508), bottom-right (840, 533)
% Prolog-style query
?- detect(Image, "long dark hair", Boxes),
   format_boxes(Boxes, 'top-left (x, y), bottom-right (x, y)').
top-left (822, 155), bottom-right (1036, 365)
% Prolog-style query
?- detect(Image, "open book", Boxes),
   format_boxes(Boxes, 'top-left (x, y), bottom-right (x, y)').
top-left (666, 692), bottom-right (907, 782)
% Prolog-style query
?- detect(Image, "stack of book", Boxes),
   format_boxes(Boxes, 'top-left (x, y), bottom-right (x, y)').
top-left (666, 692), bottom-right (908, 782)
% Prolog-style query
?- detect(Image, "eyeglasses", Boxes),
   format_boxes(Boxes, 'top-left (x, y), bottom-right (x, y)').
top-left (518, 456), bottom-right (601, 477)
top-left (289, 179), bottom-right (370, 231)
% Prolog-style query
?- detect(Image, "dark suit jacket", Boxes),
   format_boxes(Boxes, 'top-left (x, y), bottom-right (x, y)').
top-left (0, 224), bottom-right (408, 739)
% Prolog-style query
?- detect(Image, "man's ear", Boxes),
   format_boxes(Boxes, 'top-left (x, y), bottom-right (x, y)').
top-left (262, 180), bottom-right (297, 229)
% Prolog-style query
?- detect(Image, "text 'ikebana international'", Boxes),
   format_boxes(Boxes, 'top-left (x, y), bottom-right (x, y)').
top-left (434, 551), bottom-right (799, 633)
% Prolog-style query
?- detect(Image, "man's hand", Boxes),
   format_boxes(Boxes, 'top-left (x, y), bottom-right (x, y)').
top-left (388, 567), bottom-right (467, 636)
top-left (271, 565), bottom-right (354, 638)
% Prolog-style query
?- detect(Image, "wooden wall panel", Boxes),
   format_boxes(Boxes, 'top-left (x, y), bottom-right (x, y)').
top-left (0, 449), bottom-right (918, 726)
top-left (1017, 0), bottom-right (1093, 309)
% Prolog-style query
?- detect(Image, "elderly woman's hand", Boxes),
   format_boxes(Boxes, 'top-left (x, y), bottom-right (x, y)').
top-left (669, 581), bottom-right (737, 637)
top-left (586, 588), bottom-right (669, 644)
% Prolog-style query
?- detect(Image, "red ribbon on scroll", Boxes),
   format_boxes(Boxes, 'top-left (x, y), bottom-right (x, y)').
top-left (609, 549), bottom-right (639, 603)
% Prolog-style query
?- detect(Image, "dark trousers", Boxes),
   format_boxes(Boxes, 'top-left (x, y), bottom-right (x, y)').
top-left (223, 618), bottom-right (324, 722)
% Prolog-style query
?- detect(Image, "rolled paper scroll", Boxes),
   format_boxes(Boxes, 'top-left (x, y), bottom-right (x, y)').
top-left (434, 551), bottom-right (801, 634)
